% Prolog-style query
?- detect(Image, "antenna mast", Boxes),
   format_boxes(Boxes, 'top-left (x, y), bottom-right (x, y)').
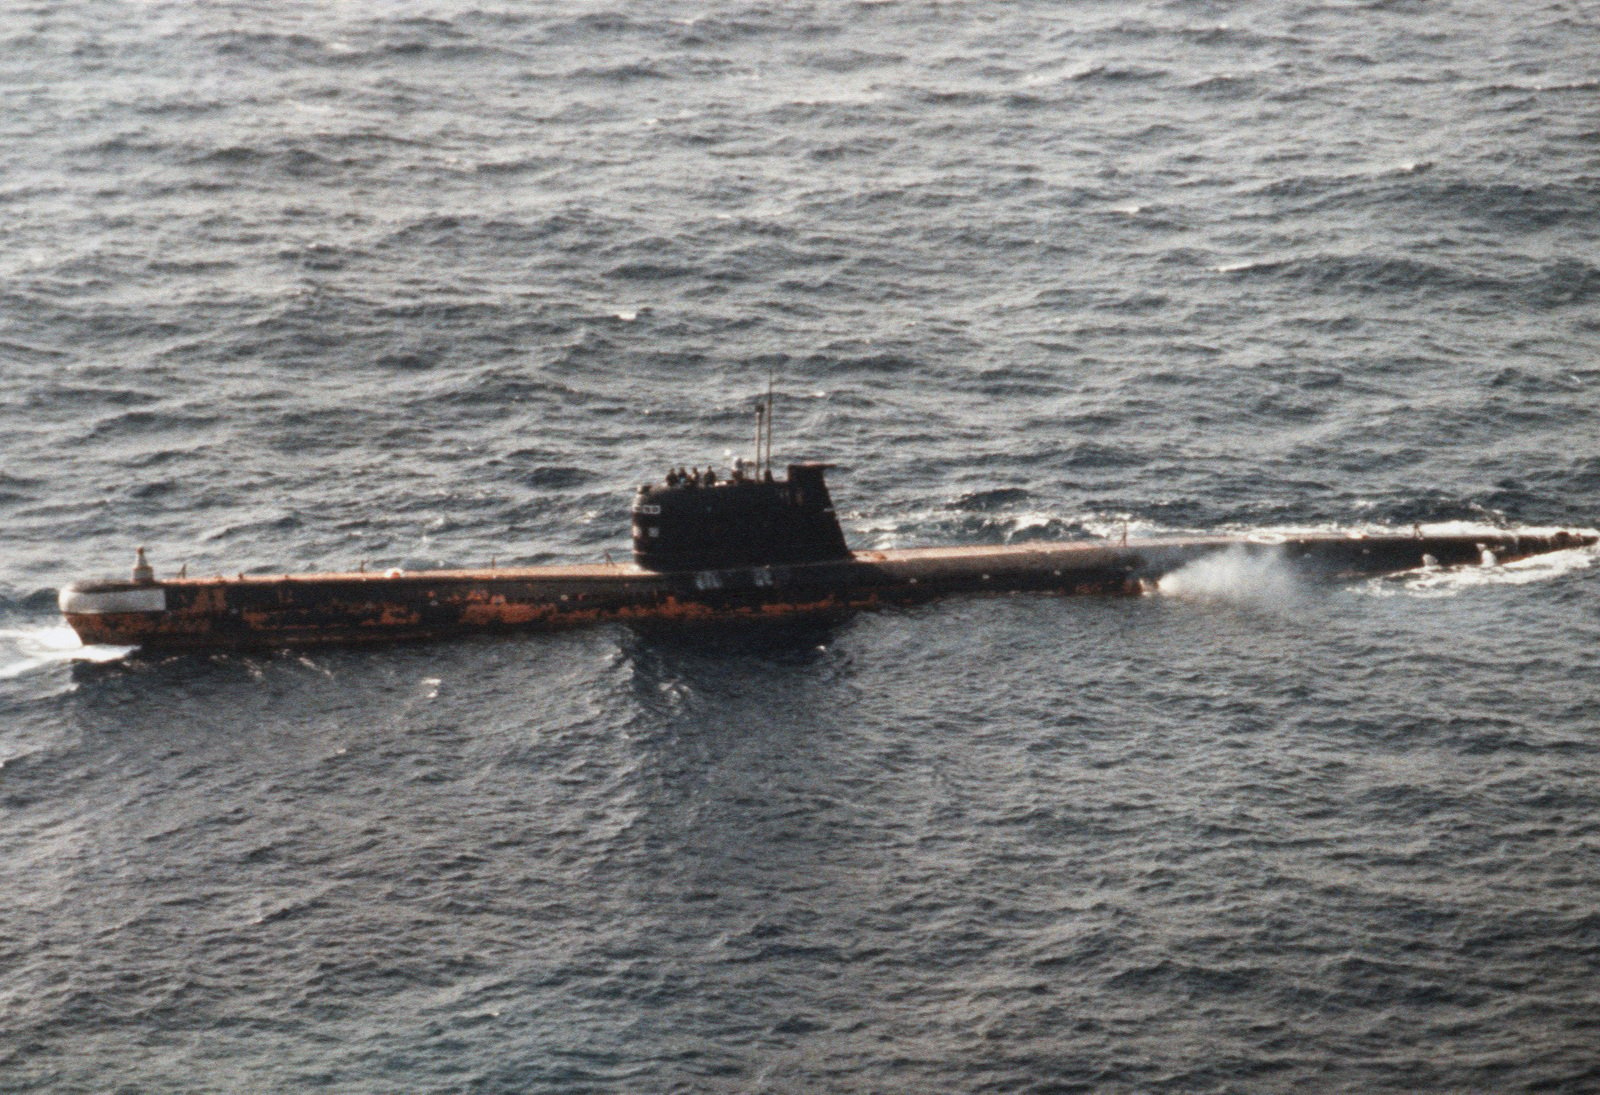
top-left (763, 368), bottom-right (775, 477)
top-left (753, 402), bottom-right (764, 476)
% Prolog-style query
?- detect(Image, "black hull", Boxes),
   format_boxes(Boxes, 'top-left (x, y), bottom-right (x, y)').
top-left (59, 530), bottom-right (1594, 653)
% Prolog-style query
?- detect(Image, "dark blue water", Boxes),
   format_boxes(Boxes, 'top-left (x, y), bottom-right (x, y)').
top-left (4, 2), bottom-right (1600, 1091)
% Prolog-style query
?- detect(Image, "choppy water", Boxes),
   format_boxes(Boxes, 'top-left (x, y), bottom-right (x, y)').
top-left (4, 1), bottom-right (1600, 1091)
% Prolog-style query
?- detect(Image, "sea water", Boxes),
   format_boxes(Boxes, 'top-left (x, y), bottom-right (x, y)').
top-left (3, 2), bottom-right (1600, 1090)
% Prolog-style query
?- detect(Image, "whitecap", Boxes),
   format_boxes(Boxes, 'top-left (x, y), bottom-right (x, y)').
top-left (1369, 539), bottom-right (1599, 599)
top-left (0, 624), bottom-right (134, 679)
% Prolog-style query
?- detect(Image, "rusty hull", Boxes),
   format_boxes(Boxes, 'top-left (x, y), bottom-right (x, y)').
top-left (60, 530), bottom-right (1596, 652)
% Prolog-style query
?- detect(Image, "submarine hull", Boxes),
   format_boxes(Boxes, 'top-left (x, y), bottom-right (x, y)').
top-left (59, 531), bottom-right (1594, 653)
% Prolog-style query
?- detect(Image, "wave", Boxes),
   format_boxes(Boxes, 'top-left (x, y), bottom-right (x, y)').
top-left (86, 409), bottom-right (221, 441)
top-left (1249, 170), bottom-right (1600, 233)
top-left (857, 503), bottom-right (1097, 550)
top-left (570, 61), bottom-right (672, 82)
top-left (1067, 63), bottom-right (1169, 84)
top-left (196, 23), bottom-right (521, 70)
top-left (796, 48), bottom-right (905, 75)
top-left (1213, 252), bottom-right (1600, 307)
top-left (1362, 535), bottom-right (1600, 598)
top-left (945, 487), bottom-right (1032, 512)
top-left (0, 624), bottom-right (133, 679)
top-left (199, 29), bottom-right (332, 66)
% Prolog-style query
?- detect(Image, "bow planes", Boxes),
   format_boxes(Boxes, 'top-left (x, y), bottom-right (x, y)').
top-left (58, 399), bottom-right (1597, 652)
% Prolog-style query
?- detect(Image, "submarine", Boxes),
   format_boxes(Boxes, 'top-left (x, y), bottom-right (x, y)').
top-left (59, 400), bottom-right (1597, 652)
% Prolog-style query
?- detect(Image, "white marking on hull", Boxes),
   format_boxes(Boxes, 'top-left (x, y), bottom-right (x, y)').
top-left (58, 586), bottom-right (167, 615)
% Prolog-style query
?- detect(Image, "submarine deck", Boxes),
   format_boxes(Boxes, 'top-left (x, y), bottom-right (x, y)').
top-left (81, 536), bottom-right (1246, 587)
top-left (64, 529), bottom-right (1592, 595)
top-left (59, 530), bottom-right (1595, 652)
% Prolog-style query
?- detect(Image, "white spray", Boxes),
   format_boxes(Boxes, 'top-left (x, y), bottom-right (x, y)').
top-left (1153, 545), bottom-right (1303, 609)
top-left (0, 625), bottom-right (133, 679)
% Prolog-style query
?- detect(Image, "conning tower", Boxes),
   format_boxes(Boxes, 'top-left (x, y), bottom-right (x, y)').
top-left (632, 463), bottom-right (850, 571)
